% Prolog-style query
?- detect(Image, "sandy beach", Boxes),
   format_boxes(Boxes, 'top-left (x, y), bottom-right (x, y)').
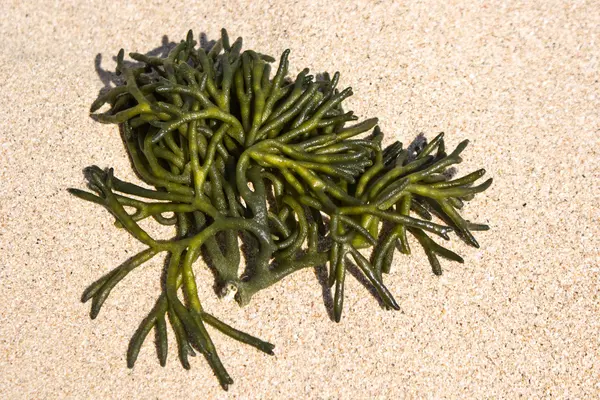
top-left (1, 0), bottom-right (599, 398)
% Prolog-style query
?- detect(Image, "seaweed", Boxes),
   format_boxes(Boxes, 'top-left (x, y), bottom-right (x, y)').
top-left (70, 29), bottom-right (492, 390)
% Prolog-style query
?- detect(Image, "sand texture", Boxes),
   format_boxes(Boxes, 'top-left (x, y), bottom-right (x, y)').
top-left (1, 0), bottom-right (599, 398)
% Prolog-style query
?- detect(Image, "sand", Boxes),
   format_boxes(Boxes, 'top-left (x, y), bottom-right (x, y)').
top-left (1, 0), bottom-right (599, 398)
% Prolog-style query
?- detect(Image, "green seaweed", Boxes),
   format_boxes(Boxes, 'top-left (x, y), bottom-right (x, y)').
top-left (71, 29), bottom-right (492, 390)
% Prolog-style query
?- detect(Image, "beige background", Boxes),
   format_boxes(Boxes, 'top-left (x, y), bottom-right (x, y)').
top-left (1, 0), bottom-right (599, 398)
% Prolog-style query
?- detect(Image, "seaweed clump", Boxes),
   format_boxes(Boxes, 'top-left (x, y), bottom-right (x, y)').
top-left (70, 29), bottom-right (493, 390)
